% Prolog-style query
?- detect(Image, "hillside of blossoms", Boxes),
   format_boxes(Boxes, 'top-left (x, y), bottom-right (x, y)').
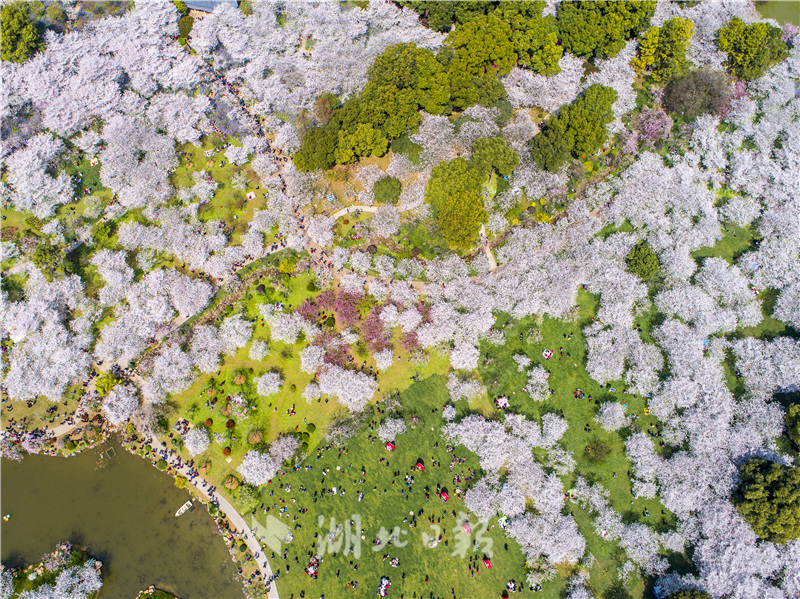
top-left (1, 2), bottom-right (798, 599)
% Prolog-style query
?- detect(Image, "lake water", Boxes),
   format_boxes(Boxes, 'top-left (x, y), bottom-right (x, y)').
top-left (1, 443), bottom-right (243, 598)
top-left (755, 1), bottom-right (800, 25)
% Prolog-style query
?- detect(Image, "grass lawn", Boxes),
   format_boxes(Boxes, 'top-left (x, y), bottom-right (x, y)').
top-left (333, 212), bottom-right (373, 249)
top-left (398, 220), bottom-right (452, 261)
top-left (0, 272), bottom-right (28, 303)
top-left (163, 273), bottom-right (455, 500)
top-left (597, 220), bottom-right (634, 239)
top-left (170, 139), bottom-right (261, 243)
top-left (691, 224), bottom-right (756, 265)
top-left (0, 383), bottom-right (85, 433)
top-left (736, 288), bottom-right (795, 340)
top-left (269, 375), bottom-right (538, 599)
top-left (475, 290), bottom-right (686, 598)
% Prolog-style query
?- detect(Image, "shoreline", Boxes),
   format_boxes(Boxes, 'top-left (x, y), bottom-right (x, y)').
top-left (1, 429), bottom-right (277, 599)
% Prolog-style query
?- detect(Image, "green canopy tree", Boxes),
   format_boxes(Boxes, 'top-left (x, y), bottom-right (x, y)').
top-left (425, 158), bottom-right (486, 248)
top-left (567, 84), bottom-right (617, 157)
top-left (495, 1), bottom-right (562, 76)
top-left (528, 116), bottom-right (573, 172)
top-left (733, 458), bottom-right (800, 544)
top-left (335, 123), bottom-right (388, 164)
top-left (446, 13), bottom-right (517, 79)
top-left (470, 137), bottom-right (519, 177)
top-left (361, 84), bottom-right (422, 139)
top-left (557, 0), bottom-right (656, 59)
top-left (178, 15), bottom-right (194, 38)
top-left (785, 403), bottom-right (800, 450)
top-left (31, 242), bottom-right (61, 277)
top-left (414, 1), bottom-right (455, 32)
top-left (1, 3), bottom-right (44, 63)
top-left (366, 42), bottom-right (449, 116)
top-left (529, 84), bottom-right (617, 172)
top-left (373, 176), bottom-right (402, 205)
top-left (473, 75), bottom-right (507, 108)
top-left (625, 242), bottom-right (660, 280)
top-left (93, 220), bottom-right (118, 248)
top-left (717, 17), bottom-right (788, 80)
top-left (633, 17), bottom-right (694, 82)
top-left (294, 124), bottom-right (339, 172)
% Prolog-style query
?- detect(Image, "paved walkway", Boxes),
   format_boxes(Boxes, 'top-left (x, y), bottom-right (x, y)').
top-left (479, 225), bottom-right (498, 272)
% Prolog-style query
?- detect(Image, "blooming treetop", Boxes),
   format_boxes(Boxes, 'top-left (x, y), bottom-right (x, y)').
top-left (184, 428), bottom-right (211, 456)
top-left (101, 384), bottom-right (139, 426)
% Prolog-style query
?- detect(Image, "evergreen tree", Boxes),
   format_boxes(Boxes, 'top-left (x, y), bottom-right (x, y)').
top-left (633, 17), bottom-right (694, 82)
top-left (373, 176), bottom-right (402, 205)
top-left (733, 458), bottom-right (800, 543)
top-left (529, 84), bottom-right (617, 172)
top-left (717, 17), bottom-right (788, 80)
top-left (470, 137), bottom-right (519, 177)
top-left (625, 242), bottom-right (660, 280)
top-left (557, 0), bottom-right (656, 59)
top-left (425, 158), bottom-right (486, 248)
top-left (1, 3), bottom-right (44, 63)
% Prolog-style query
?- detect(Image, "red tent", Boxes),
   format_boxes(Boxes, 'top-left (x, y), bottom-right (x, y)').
top-left (385, 442), bottom-right (395, 451)
top-left (441, 492), bottom-right (449, 502)
top-left (483, 558), bottom-right (492, 568)
top-left (416, 462), bottom-right (425, 471)
top-left (462, 523), bottom-right (472, 534)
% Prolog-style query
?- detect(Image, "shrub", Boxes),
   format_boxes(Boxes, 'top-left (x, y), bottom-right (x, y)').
top-left (64, 440), bottom-right (76, 451)
top-left (174, 476), bottom-right (187, 489)
top-left (586, 440), bottom-right (611, 463)
top-left (156, 459), bottom-right (168, 470)
top-left (205, 418), bottom-right (213, 427)
top-left (223, 447), bottom-right (231, 456)
top-left (306, 423), bottom-right (316, 433)
top-left (226, 419), bottom-right (235, 429)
